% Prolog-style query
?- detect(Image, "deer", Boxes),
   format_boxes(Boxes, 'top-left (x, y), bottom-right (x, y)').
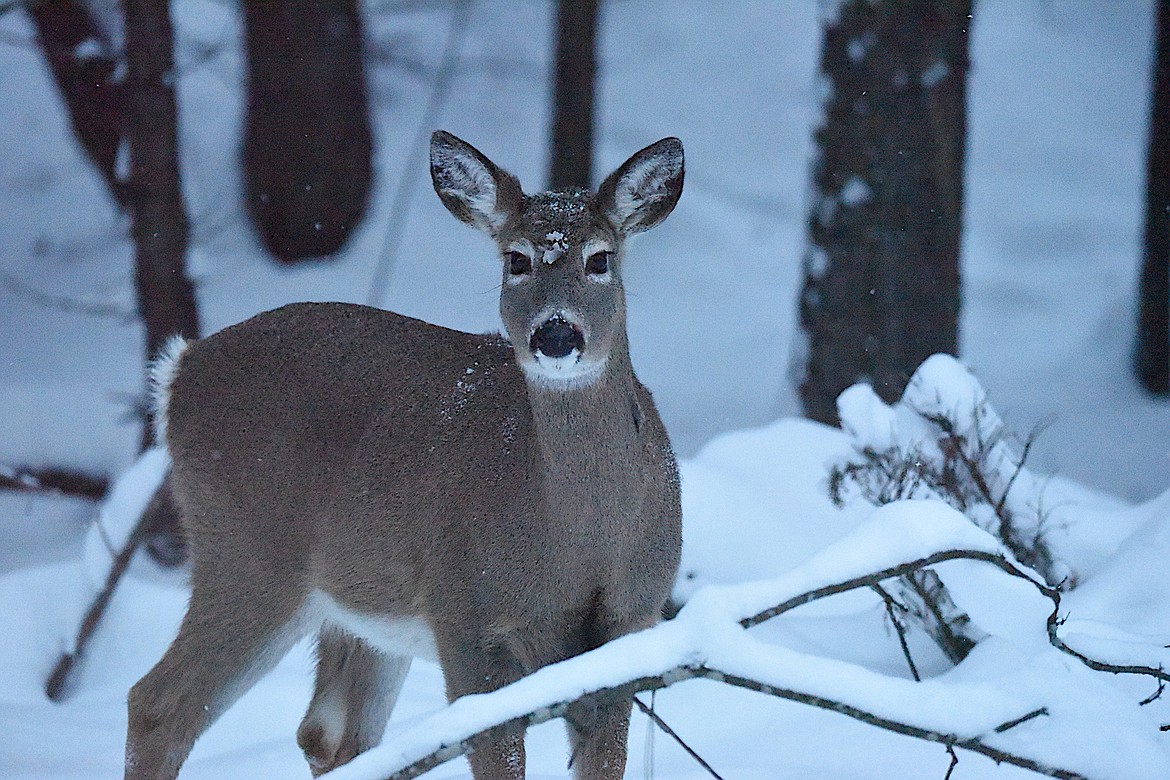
top-left (125, 130), bottom-right (685, 780)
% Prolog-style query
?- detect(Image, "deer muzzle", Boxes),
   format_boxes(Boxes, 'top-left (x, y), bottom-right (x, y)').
top-left (530, 316), bottom-right (585, 359)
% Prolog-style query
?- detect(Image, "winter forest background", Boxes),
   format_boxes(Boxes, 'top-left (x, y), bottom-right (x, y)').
top-left (2, 1), bottom-right (1169, 779)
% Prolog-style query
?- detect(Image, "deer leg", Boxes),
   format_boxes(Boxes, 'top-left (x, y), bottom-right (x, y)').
top-left (560, 611), bottom-right (657, 780)
top-left (436, 632), bottom-right (527, 780)
top-left (297, 628), bottom-right (411, 776)
top-left (125, 563), bottom-right (307, 780)
top-left (564, 696), bottom-right (633, 780)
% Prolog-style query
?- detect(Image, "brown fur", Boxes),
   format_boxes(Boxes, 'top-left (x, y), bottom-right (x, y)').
top-left (125, 132), bottom-right (684, 780)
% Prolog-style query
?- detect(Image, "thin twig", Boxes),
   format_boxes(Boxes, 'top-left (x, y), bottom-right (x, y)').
top-left (1, 273), bottom-right (137, 323)
top-left (45, 474), bottom-right (172, 700)
top-left (740, 547), bottom-right (1170, 689)
top-left (994, 707), bottom-right (1048, 733)
top-left (46, 509), bottom-right (149, 700)
top-left (365, 0), bottom-right (473, 306)
top-left (943, 745), bottom-right (959, 780)
top-left (633, 695), bottom-right (725, 780)
top-left (1140, 677), bottom-right (1166, 707)
top-left (741, 548), bottom-right (1045, 628)
top-left (873, 583), bottom-right (920, 681)
top-left (701, 669), bottom-right (1082, 780)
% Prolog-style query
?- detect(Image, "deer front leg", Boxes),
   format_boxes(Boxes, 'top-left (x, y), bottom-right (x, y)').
top-left (561, 610), bottom-right (660, 780)
top-left (297, 628), bottom-right (411, 776)
top-left (565, 696), bottom-right (633, 780)
top-left (436, 630), bottom-right (527, 780)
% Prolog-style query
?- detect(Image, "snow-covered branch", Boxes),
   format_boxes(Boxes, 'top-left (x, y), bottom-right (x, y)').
top-left (324, 502), bottom-right (1170, 780)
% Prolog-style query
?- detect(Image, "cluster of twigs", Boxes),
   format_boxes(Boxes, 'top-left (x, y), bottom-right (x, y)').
top-left (828, 400), bottom-right (1060, 663)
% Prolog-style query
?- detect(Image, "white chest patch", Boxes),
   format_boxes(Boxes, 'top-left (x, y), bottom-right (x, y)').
top-left (308, 590), bottom-right (439, 662)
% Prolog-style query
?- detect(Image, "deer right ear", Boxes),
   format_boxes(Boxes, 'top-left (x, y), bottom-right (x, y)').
top-left (430, 131), bottom-right (522, 235)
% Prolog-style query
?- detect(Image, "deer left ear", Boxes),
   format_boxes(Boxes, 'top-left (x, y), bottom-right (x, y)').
top-left (596, 137), bottom-right (684, 235)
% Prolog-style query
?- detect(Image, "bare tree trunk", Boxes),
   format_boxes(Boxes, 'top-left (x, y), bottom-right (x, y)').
top-left (125, 0), bottom-right (197, 556)
top-left (799, 0), bottom-right (971, 425)
top-left (241, 0), bottom-right (372, 264)
top-left (124, 0), bottom-right (200, 361)
top-left (45, 0), bottom-right (197, 699)
top-left (29, 0), bottom-right (124, 203)
top-left (1137, 0), bottom-right (1170, 395)
top-left (549, 0), bottom-right (598, 190)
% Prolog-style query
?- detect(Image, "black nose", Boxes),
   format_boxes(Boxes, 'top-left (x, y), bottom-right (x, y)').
top-left (530, 318), bottom-right (584, 358)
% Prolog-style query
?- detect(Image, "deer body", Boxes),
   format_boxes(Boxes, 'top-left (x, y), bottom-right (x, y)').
top-left (126, 132), bottom-right (684, 780)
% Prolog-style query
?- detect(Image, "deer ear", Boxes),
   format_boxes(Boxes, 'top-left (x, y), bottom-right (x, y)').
top-left (430, 131), bottom-right (523, 235)
top-left (596, 137), bottom-right (684, 235)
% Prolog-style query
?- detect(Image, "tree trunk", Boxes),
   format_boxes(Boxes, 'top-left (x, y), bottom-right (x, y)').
top-left (1137, 0), bottom-right (1170, 395)
top-left (30, 0), bottom-right (124, 203)
top-left (241, 0), bottom-right (372, 264)
top-left (799, 0), bottom-right (971, 425)
top-left (124, 0), bottom-right (200, 386)
top-left (549, 0), bottom-right (598, 190)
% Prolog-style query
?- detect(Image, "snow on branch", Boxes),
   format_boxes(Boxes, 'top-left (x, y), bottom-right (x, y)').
top-left (324, 502), bottom-right (1169, 780)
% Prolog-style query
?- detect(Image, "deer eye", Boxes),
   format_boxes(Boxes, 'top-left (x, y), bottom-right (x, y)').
top-left (585, 251), bottom-right (611, 275)
top-left (505, 251), bottom-right (531, 276)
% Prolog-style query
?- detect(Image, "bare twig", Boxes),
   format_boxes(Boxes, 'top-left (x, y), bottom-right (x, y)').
top-left (1140, 677), bottom-right (1166, 707)
top-left (901, 568), bottom-right (980, 664)
top-left (0, 464), bottom-right (108, 500)
top-left (365, 0), bottom-right (472, 306)
top-left (923, 410), bottom-right (1058, 584)
top-left (45, 473), bottom-right (174, 700)
top-left (741, 548), bottom-right (1041, 628)
top-left (46, 507), bottom-right (147, 700)
top-left (943, 745), bottom-right (959, 780)
top-left (633, 696), bottom-right (725, 780)
top-left (0, 273), bottom-right (137, 323)
top-left (873, 583), bottom-right (920, 681)
top-left (994, 707), bottom-right (1049, 733)
top-left (739, 547), bottom-right (1170, 690)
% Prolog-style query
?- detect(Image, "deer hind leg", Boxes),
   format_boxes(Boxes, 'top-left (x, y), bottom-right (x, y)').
top-left (297, 628), bottom-right (411, 776)
top-left (124, 561), bottom-right (308, 780)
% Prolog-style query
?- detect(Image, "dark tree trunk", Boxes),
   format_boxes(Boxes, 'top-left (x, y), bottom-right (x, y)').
top-left (124, 0), bottom-right (200, 384)
top-left (29, 0), bottom-right (125, 203)
top-left (1137, 0), bottom-right (1170, 395)
top-left (799, 0), bottom-right (971, 425)
top-left (241, 0), bottom-right (372, 264)
top-left (549, 0), bottom-right (598, 190)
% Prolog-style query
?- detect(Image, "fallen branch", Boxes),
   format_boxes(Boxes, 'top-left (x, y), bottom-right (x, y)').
top-left (0, 464), bottom-right (108, 500)
top-left (326, 507), bottom-right (1157, 780)
top-left (46, 471), bottom-right (173, 700)
top-left (370, 663), bottom-right (1085, 780)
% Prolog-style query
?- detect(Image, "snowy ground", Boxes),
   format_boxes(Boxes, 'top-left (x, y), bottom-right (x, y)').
top-left (2, 1), bottom-right (1168, 778)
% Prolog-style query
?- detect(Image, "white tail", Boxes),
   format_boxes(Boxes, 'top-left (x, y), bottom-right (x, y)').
top-left (125, 131), bottom-right (685, 780)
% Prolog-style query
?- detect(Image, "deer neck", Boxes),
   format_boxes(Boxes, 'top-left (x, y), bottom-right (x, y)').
top-left (525, 340), bottom-right (647, 517)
